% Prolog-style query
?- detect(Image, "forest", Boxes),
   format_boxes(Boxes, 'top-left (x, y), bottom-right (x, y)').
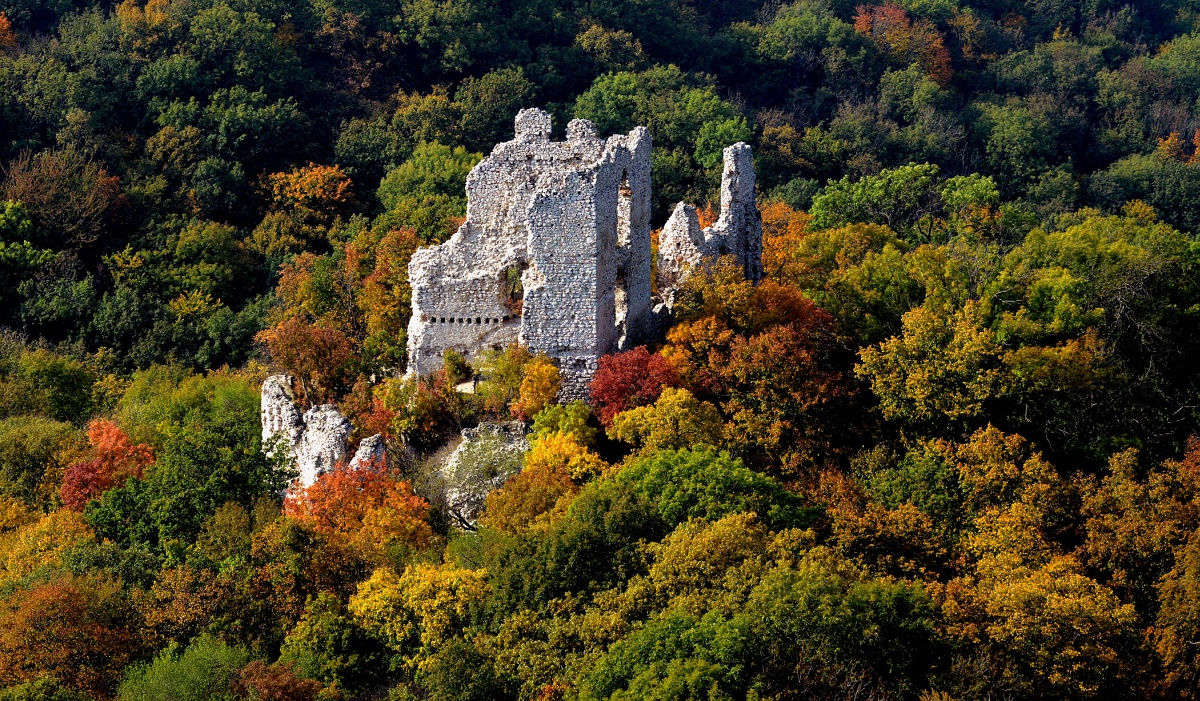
top-left (1, 0), bottom-right (1200, 699)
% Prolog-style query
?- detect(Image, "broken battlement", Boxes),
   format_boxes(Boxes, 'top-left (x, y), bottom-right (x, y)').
top-left (406, 108), bottom-right (762, 397)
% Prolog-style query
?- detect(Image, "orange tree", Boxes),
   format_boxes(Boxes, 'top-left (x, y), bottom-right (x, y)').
top-left (663, 259), bottom-right (860, 479)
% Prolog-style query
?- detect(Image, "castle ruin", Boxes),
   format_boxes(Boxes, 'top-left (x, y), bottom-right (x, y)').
top-left (406, 108), bottom-right (761, 396)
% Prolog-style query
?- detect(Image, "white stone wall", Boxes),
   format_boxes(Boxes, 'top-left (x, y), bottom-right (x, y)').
top-left (407, 109), bottom-right (762, 398)
top-left (407, 108), bottom-right (654, 398)
top-left (658, 143), bottom-right (763, 290)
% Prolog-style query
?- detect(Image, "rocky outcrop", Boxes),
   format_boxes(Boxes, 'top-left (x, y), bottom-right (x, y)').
top-left (294, 404), bottom-right (353, 486)
top-left (349, 433), bottom-right (387, 470)
top-left (261, 374), bottom-right (380, 487)
top-left (261, 375), bottom-right (304, 456)
top-left (439, 422), bottom-right (529, 527)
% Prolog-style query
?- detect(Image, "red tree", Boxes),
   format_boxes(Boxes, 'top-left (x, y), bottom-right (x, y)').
top-left (590, 346), bottom-right (681, 427)
top-left (284, 462), bottom-right (428, 536)
top-left (256, 317), bottom-right (355, 405)
top-left (60, 420), bottom-right (154, 511)
top-left (0, 574), bottom-right (140, 698)
top-left (234, 660), bottom-right (324, 701)
top-left (854, 3), bottom-right (953, 84)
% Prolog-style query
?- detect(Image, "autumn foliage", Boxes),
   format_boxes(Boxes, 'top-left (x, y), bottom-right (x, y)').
top-left (257, 317), bottom-right (355, 405)
top-left (285, 463), bottom-right (433, 561)
top-left (266, 163), bottom-right (355, 219)
top-left (589, 346), bottom-right (681, 427)
top-left (1, 148), bottom-right (121, 246)
top-left (760, 200), bottom-right (813, 284)
top-left (479, 449), bottom-right (579, 534)
top-left (854, 3), bottom-right (953, 84)
top-left (0, 574), bottom-right (140, 698)
top-left (512, 355), bottom-right (562, 421)
top-left (0, 13), bottom-right (15, 51)
top-left (233, 660), bottom-right (324, 701)
top-left (6, 0), bottom-right (1200, 697)
top-left (59, 420), bottom-right (153, 511)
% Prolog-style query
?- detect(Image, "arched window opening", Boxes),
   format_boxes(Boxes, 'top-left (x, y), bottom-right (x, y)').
top-left (502, 264), bottom-right (524, 317)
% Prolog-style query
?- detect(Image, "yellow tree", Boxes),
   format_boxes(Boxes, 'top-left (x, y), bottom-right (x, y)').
top-left (478, 431), bottom-right (606, 534)
top-left (0, 509), bottom-right (93, 587)
top-left (1156, 532), bottom-right (1200, 695)
top-left (856, 301), bottom-right (1003, 427)
top-left (512, 355), bottom-right (561, 421)
top-left (349, 563), bottom-right (489, 673)
top-left (1082, 441), bottom-right (1200, 609)
top-left (609, 387), bottom-right (724, 453)
top-left (973, 556), bottom-right (1138, 699)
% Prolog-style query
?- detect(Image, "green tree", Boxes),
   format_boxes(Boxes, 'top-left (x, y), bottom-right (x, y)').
top-left (0, 415), bottom-right (80, 507)
top-left (0, 677), bottom-right (90, 701)
top-left (530, 400), bottom-right (596, 447)
top-left (809, 163), bottom-right (943, 241)
top-left (612, 447), bottom-right (819, 531)
top-left (87, 369), bottom-right (285, 549)
top-left (574, 65), bottom-right (751, 215)
top-left (117, 634), bottom-right (249, 701)
top-left (455, 68), bottom-right (538, 152)
top-left (376, 142), bottom-right (482, 243)
top-left (278, 593), bottom-right (386, 692)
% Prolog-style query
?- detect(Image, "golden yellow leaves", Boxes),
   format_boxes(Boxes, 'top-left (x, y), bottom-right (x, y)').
top-left (609, 388), bottom-right (723, 454)
top-left (0, 509), bottom-right (93, 587)
top-left (349, 563), bottom-right (489, 673)
top-left (479, 431), bottom-right (606, 534)
top-left (513, 356), bottom-right (561, 422)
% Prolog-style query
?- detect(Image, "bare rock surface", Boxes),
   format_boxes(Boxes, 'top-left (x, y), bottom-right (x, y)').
top-left (296, 404), bottom-right (353, 486)
top-left (261, 375), bottom-right (304, 454)
top-left (439, 422), bottom-right (529, 527)
top-left (349, 433), bottom-right (388, 470)
top-left (260, 374), bottom-right (358, 487)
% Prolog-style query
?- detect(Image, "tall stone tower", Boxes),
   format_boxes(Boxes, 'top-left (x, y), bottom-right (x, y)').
top-left (405, 108), bottom-right (761, 397)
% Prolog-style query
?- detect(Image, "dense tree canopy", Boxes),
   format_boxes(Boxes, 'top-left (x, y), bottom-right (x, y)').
top-left (3, 0), bottom-right (1200, 699)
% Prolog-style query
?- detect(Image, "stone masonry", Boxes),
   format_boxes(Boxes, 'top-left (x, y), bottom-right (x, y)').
top-left (657, 143), bottom-right (763, 289)
top-left (407, 108), bottom-right (762, 397)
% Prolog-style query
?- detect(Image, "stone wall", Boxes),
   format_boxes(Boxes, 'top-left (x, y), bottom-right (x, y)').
top-left (657, 143), bottom-right (762, 289)
top-left (407, 108), bottom-right (762, 397)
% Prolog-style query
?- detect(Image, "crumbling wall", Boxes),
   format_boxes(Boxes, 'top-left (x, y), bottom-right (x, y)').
top-left (407, 108), bottom-right (762, 397)
top-left (406, 109), bottom-right (653, 398)
top-left (657, 143), bottom-right (763, 291)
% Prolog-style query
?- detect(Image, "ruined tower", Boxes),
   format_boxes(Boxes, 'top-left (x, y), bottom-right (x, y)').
top-left (657, 143), bottom-right (763, 289)
top-left (406, 108), bottom-right (761, 397)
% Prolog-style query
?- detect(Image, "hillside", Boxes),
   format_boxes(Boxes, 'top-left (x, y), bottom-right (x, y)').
top-left (1, 0), bottom-right (1200, 699)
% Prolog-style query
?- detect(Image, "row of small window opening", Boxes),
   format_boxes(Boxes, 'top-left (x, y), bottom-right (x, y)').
top-left (423, 315), bottom-right (515, 325)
